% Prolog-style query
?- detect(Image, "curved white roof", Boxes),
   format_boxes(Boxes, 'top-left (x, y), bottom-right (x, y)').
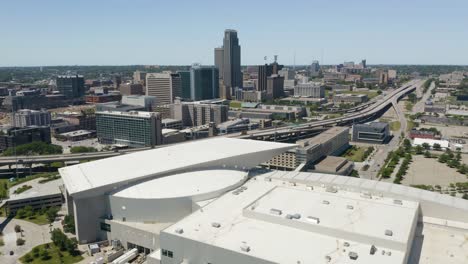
top-left (60, 138), bottom-right (295, 198)
top-left (111, 170), bottom-right (247, 199)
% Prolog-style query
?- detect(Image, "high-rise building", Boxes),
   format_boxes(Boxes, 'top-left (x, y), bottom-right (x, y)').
top-left (178, 71), bottom-right (191, 99)
top-left (146, 72), bottom-right (181, 105)
top-left (310, 61), bottom-right (320, 77)
top-left (96, 111), bottom-right (162, 147)
top-left (11, 109), bottom-right (51, 128)
top-left (214, 48), bottom-right (224, 80)
top-left (266, 74), bottom-right (285, 100)
top-left (214, 29), bottom-right (242, 95)
top-left (0, 126), bottom-right (51, 151)
top-left (56, 75), bottom-right (85, 98)
top-left (361, 59), bottom-right (367, 68)
top-left (257, 61), bottom-right (284, 92)
top-left (257, 64), bottom-right (273, 92)
top-left (190, 65), bottom-right (219, 101)
top-left (133, 70), bottom-right (147, 85)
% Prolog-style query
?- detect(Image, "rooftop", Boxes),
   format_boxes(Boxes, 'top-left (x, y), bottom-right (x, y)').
top-left (95, 110), bottom-right (158, 118)
top-left (59, 138), bottom-right (294, 198)
top-left (8, 177), bottom-right (63, 202)
top-left (111, 169), bottom-right (247, 200)
top-left (164, 174), bottom-right (419, 264)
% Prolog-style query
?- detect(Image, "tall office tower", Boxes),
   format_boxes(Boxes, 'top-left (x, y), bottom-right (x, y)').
top-left (257, 64), bottom-right (273, 92)
top-left (361, 59), bottom-right (367, 69)
top-left (178, 71), bottom-right (191, 99)
top-left (190, 65), bottom-right (219, 101)
top-left (214, 29), bottom-right (242, 96)
top-left (214, 47), bottom-right (224, 80)
top-left (56, 75), bottom-right (85, 98)
top-left (96, 111), bottom-right (162, 147)
top-left (310, 61), bottom-right (320, 77)
top-left (266, 74), bottom-right (285, 100)
top-left (145, 72), bottom-right (181, 105)
top-left (11, 109), bottom-right (51, 128)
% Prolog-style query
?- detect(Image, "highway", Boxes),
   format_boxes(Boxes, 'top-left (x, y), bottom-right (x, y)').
top-left (231, 79), bottom-right (422, 139)
top-left (0, 79), bottom-right (422, 166)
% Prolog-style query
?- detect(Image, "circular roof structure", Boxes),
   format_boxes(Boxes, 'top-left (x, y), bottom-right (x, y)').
top-left (111, 169), bottom-right (248, 200)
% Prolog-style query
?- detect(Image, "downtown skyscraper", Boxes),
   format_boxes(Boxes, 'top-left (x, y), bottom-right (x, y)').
top-left (214, 29), bottom-right (242, 98)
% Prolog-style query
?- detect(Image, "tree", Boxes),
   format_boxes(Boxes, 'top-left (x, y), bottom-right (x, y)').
top-left (415, 145), bottom-right (424, 155)
top-left (424, 150), bottom-right (431, 158)
top-left (16, 208), bottom-right (26, 219)
top-left (2, 141), bottom-right (62, 156)
top-left (40, 248), bottom-right (50, 260)
top-left (16, 238), bottom-right (25, 246)
top-left (63, 215), bottom-right (76, 234)
top-left (23, 253), bottom-right (33, 263)
top-left (32, 246), bottom-right (40, 257)
top-left (46, 207), bottom-right (59, 223)
top-left (456, 152), bottom-right (462, 162)
top-left (422, 143), bottom-right (430, 150)
top-left (433, 143), bottom-right (441, 150)
top-left (65, 238), bottom-right (79, 255)
top-left (438, 154), bottom-right (449, 163)
top-left (14, 224), bottom-right (22, 233)
top-left (403, 139), bottom-right (412, 152)
top-left (24, 205), bottom-right (34, 219)
top-left (51, 228), bottom-right (68, 251)
top-left (70, 146), bottom-right (98, 154)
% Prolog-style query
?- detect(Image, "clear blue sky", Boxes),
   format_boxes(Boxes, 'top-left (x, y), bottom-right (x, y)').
top-left (1, 0), bottom-right (467, 66)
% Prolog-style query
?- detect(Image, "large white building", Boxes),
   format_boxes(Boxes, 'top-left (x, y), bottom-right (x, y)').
top-left (59, 138), bottom-right (468, 264)
top-left (294, 83), bottom-right (325, 98)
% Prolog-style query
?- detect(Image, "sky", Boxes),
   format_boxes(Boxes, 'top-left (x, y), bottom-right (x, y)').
top-left (1, 0), bottom-right (467, 66)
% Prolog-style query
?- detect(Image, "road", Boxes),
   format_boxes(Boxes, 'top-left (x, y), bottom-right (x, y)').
top-left (231, 79), bottom-right (422, 139)
top-left (412, 81), bottom-right (435, 113)
top-left (358, 81), bottom-right (423, 180)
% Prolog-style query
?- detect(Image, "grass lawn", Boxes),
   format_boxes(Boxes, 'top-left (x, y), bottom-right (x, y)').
top-left (20, 243), bottom-right (83, 264)
top-left (229, 101), bottom-right (242, 108)
top-left (343, 146), bottom-right (368, 162)
top-left (15, 213), bottom-right (50, 225)
top-left (407, 120), bottom-right (415, 132)
top-left (389, 121), bottom-right (401, 132)
top-left (405, 101), bottom-right (413, 111)
top-left (0, 178), bottom-right (8, 199)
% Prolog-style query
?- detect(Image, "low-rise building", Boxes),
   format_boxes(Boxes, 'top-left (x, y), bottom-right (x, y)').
top-left (313, 156), bottom-right (354, 175)
top-left (352, 122), bottom-right (390, 144)
top-left (57, 130), bottom-right (96, 141)
top-left (170, 100), bottom-right (228, 127)
top-left (333, 93), bottom-right (369, 104)
top-left (412, 138), bottom-right (449, 150)
top-left (409, 129), bottom-right (439, 140)
top-left (161, 119), bottom-right (183, 130)
top-left (217, 118), bottom-right (258, 134)
top-left (267, 126), bottom-right (350, 170)
top-left (6, 177), bottom-right (64, 214)
top-left (0, 126), bottom-right (51, 151)
top-left (86, 94), bottom-right (122, 104)
top-left (294, 83), bottom-right (325, 98)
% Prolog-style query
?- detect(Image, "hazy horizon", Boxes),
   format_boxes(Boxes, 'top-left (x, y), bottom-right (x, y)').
top-left (1, 0), bottom-right (467, 66)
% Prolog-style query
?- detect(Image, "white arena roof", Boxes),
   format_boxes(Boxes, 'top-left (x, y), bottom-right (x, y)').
top-left (60, 138), bottom-right (295, 198)
top-left (163, 175), bottom-right (420, 264)
top-left (111, 169), bottom-right (247, 200)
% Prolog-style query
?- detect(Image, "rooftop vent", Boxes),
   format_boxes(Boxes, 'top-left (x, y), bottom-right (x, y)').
top-left (385, 230), bottom-right (393, 236)
top-left (361, 192), bottom-right (372, 199)
top-left (211, 222), bottom-right (221, 228)
top-left (325, 256), bottom-right (331, 262)
top-left (240, 243), bottom-right (250, 252)
top-left (292, 213), bottom-right (301, 219)
top-left (307, 185), bottom-right (314, 191)
top-left (270, 208), bottom-right (282, 215)
top-left (347, 205), bottom-right (354, 210)
top-left (285, 214), bottom-right (293, 220)
top-left (307, 216), bottom-right (320, 224)
top-left (349, 252), bottom-right (358, 260)
top-left (393, 199), bottom-right (403, 205)
top-left (322, 200), bottom-right (330, 205)
top-left (370, 245), bottom-right (377, 255)
top-left (343, 242), bottom-right (350, 247)
top-left (325, 186), bottom-right (338, 193)
top-left (175, 228), bottom-right (184, 234)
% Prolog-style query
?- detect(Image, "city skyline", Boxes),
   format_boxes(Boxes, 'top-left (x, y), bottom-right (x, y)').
top-left (1, 0), bottom-right (468, 66)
